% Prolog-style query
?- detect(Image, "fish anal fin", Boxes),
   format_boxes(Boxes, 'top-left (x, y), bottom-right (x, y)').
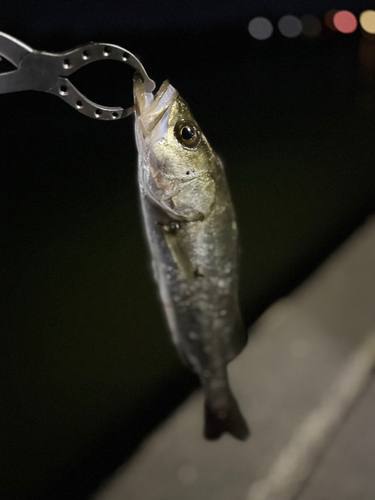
top-left (226, 320), bottom-right (248, 363)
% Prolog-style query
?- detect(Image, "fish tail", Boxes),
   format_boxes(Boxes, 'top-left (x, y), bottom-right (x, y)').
top-left (204, 386), bottom-right (250, 441)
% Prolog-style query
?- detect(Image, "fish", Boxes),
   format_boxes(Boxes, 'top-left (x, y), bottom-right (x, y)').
top-left (133, 73), bottom-right (249, 440)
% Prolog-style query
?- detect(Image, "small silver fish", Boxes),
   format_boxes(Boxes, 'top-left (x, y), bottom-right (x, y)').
top-left (133, 74), bottom-right (249, 440)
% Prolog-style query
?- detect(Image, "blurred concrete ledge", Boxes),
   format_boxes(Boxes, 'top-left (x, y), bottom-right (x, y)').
top-left (92, 215), bottom-right (375, 500)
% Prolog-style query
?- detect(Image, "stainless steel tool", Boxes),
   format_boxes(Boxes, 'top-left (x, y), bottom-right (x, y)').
top-left (0, 32), bottom-right (155, 120)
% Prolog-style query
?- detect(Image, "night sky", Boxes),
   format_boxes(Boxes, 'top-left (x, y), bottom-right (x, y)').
top-left (1, 0), bottom-right (373, 37)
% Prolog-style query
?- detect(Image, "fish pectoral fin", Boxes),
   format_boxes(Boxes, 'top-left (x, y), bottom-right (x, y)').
top-left (164, 232), bottom-right (195, 281)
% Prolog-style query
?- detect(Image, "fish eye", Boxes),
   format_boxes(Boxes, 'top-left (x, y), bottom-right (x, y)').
top-left (175, 121), bottom-right (200, 148)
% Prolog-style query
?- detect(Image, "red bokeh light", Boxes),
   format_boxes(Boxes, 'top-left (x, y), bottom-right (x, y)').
top-left (333, 10), bottom-right (358, 34)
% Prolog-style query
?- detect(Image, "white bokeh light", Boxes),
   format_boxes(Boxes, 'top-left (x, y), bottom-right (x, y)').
top-left (248, 17), bottom-right (274, 40)
top-left (278, 15), bottom-right (303, 38)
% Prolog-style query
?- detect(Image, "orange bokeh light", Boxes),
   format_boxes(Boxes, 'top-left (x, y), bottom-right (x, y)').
top-left (360, 10), bottom-right (375, 35)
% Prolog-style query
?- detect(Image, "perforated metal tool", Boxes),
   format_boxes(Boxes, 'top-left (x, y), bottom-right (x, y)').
top-left (0, 32), bottom-right (155, 120)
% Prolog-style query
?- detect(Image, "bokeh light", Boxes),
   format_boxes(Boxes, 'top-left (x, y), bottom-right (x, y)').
top-left (278, 15), bottom-right (303, 38)
top-left (325, 9), bottom-right (339, 31)
top-left (359, 10), bottom-right (375, 34)
top-left (333, 10), bottom-right (358, 34)
top-left (248, 17), bottom-right (274, 40)
top-left (301, 15), bottom-right (322, 38)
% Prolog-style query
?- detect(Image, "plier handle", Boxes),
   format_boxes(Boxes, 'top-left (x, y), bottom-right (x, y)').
top-left (0, 32), bottom-right (155, 120)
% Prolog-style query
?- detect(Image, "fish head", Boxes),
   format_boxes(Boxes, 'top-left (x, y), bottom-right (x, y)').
top-left (134, 73), bottom-right (217, 221)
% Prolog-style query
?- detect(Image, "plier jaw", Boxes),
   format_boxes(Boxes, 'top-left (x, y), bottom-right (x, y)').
top-left (0, 32), bottom-right (155, 120)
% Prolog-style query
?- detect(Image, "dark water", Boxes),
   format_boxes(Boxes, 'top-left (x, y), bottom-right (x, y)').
top-left (1, 22), bottom-right (375, 499)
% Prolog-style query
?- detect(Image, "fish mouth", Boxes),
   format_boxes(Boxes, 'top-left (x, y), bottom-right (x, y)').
top-left (134, 73), bottom-right (179, 141)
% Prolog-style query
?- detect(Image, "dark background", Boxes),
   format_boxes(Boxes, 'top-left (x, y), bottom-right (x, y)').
top-left (2, 2), bottom-right (375, 499)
